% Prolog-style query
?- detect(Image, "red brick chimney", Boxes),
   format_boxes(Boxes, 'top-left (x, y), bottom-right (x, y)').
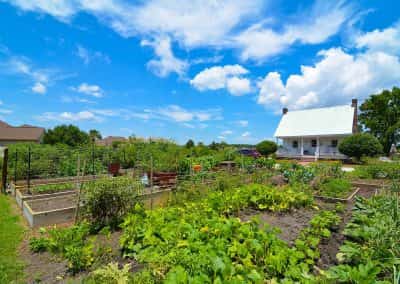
top-left (282, 107), bottom-right (288, 115)
top-left (351, 99), bottom-right (358, 133)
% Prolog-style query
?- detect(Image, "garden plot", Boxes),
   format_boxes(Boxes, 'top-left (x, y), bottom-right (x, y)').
top-left (23, 193), bottom-right (77, 227)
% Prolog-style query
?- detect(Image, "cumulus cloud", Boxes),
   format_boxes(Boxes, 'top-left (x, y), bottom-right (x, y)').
top-left (5, 0), bottom-right (354, 67)
top-left (141, 36), bottom-right (188, 77)
top-left (74, 83), bottom-right (103, 98)
top-left (31, 82), bottom-right (46, 94)
top-left (257, 47), bottom-right (400, 110)
top-left (235, 1), bottom-right (353, 61)
top-left (355, 22), bottom-right (400, 54)
top-left (241, 131), bottom-right (250, 137)
top-left (227, 77), bottom-right (251, 96)
top-left (190, 65), bottom-right (251, 96)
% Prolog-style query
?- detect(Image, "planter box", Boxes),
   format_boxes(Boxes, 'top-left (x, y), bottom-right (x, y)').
top-left (314, 187), bottom-right (360, 203)
top-left (15, 187), bottom-right (76, 208)
top-left (22, 194), bottom-right (77, 228)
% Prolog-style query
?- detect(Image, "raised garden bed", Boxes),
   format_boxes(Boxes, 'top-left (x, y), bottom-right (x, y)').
top-left (23, 194), bottom-right (77, 227)
top-left (314, 187), bottom-right (360, 202)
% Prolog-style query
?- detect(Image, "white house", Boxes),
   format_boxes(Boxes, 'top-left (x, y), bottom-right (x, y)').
top-left (274, 99), bottom-right (358, 160)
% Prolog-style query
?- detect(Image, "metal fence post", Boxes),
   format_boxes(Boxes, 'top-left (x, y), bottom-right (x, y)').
top-left (150, 155), bottom-right (153, 210)
top-left (1, 148), bottom-right (8, 194)
top-left (27, 146), bottom-right (31, 192)
top-left (14, 149), bottom-right (17, 183)
top-left (92, 139), bottom-right (95, 176)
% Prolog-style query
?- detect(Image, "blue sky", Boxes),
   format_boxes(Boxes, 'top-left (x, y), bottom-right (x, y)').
top-left (0, 0), bottom-right (399, 144)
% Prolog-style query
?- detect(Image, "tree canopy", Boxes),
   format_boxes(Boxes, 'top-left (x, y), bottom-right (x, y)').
top-left (359, 87), bottom-right (400, 153)
top-left (89, 129), bottom-right (102, 141)
top-left (256, 140), bottom-right (278, 156)
top-left (43, 125), bottom-right (90, 147)
top-left (338, 133), bottom-right (383, 161)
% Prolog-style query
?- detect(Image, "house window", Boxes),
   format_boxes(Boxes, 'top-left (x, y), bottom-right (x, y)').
top-left (331, 140), bottom-right (338, 147)
top-left (292, 140), bottom-right (298, 148)
top-left (311, 139), bottom-right (317, 147)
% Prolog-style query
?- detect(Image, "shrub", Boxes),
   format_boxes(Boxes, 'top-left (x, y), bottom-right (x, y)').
top-left (81, 177), bottom-right (143, 230)
top-left (339, 133), bottom-right (383, 161)
top-left (256, 140), bottom-right (278, 156)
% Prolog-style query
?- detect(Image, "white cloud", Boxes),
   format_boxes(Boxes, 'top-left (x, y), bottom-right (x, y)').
top-left (355, 22), bottom-right (400, 55)
top-left (61, 96), bottom-right (95, 104)
top-left (74, 83), bottom-right (103, 98)
top-left (76, 45), bottom-right (111, 65)
top-left (37, 110), bottom-right (102, 122)
top-left (190, 65), bottom-right (250, 95)
top-left (257, 47), bottom-right (400, 110)
top-left (227, 77), bottom-right (251, 96)
top-left (7, 0), bottom-right (77, 20)
top-left (5, 0), bottom-right (357, 69)
top-left (221, 130), bottom-right (233, 136)
top-left (132, 0), bottom-right (262, 48)
top-left (235, 1), bottom-right (353, 61)
top-left (31, 82), bottom-right (46, 94)
top-left (241, 131), bottom-right (250, 137)
top-left (236, 120), bottom-right (248, 127)
top-left (0, 101), bottom-right (12, 115)
top-left (154, 105), bottom-right (220, 122)
top-left (141, 36), bottom-right (188, 77)
top-left (3, 57), bottom-right (51, 93)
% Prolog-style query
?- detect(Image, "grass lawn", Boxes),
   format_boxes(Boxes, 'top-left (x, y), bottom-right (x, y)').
top-left (0, 194), bottom-right (25, 283)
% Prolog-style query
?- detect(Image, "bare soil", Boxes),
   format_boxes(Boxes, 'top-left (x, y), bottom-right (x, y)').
top-left (27, 194), bottom-right (77, 212)
top-left (240, 207), bottom-right (316, 244)
top-left (316, 186), bottom-right (377, 269)
top-left (19, 229), bottom-right (126, 284)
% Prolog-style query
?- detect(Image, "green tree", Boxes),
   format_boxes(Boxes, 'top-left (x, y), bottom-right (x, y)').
top-left (89, 129), bottom-right (102, 140)
top-left (359, 87), bottom-right (400, 153)
top-left (338, 133), bottom-right (383, 161)
top-left (185, 139), bottom-right (195, 148)
top-left (43, 125), bottom-right (90, 147)
top-left (256, 140), bottom-right (278, 156)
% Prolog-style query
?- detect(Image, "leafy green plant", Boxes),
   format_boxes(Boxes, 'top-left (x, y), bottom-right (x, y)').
top-left (29, 223), bottom-right (96, 273)
top-left (34, 182), bottom-right (75, 194)
top-left (327, 195), bottom-right (400, 282)
top-left (317, 178), bottom-right (353, 198)
top-left (81, 176), bottom-right (144, 230)
top-left (87, 262), bottom-right (131, 284)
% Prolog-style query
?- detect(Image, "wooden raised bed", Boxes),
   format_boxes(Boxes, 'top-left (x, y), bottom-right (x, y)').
top-left (313, 187), bottom-right (360, 203)
top-left (22, 193), bottom-right (77, 227)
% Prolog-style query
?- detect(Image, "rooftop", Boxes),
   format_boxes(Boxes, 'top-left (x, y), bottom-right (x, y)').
top-left (274, 104), bottom-right (356, 138)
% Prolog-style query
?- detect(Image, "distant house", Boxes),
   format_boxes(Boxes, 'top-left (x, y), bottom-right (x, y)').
top-left (274, 99), bottom-right (358, 160)
top-left (0, 120), bottom-right (45, 146)
top-left (95, 136), bottom-right (127, 147)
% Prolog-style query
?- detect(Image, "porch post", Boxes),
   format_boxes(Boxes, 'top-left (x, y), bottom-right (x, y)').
top-left (315, 137), bottom-right (320, 161)
top-left (300, 137), bottom-right (304, 157)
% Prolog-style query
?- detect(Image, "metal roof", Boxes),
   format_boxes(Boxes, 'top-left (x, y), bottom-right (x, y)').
top-left (274, 105), bottom-right (355, 138)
